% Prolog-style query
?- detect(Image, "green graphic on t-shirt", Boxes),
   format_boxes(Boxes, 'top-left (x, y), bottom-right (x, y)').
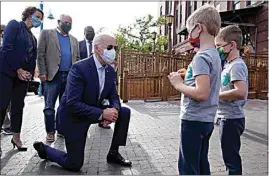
top-left (222, 73), bottom-right (230, 86)
top-left (186, 65), bottom-right (193, 79)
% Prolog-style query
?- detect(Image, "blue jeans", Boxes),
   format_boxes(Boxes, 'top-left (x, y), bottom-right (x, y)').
top-left (44, 72), bottom-right (68, 134)
top-left (38, 82), bottom-right (44, 96)
top-left (219, 118), bottom-right (245, 175)
top-left (178, 120), bottom-right (214, 175)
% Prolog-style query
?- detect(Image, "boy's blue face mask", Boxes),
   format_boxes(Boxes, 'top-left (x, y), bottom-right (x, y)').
top-left (217, 42), bottom-right (232, 61)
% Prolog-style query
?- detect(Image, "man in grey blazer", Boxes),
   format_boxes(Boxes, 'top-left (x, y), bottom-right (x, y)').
top-left (37, 14), bottom-right (80, 142)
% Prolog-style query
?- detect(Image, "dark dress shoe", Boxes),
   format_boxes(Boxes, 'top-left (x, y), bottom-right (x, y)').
top-left (107, 151), bottom-right (132, 167)
top-left (33, 141), bottom-right (48, 160)
top-left (98, 123), bottom-right (111, 129)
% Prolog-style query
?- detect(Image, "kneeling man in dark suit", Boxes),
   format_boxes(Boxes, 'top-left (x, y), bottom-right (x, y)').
top-left (33, 34), bottom-right (132, 171)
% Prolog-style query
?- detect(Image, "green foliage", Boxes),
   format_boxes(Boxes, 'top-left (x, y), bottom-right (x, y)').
top-left (114, 14), bottom-right (168, 52)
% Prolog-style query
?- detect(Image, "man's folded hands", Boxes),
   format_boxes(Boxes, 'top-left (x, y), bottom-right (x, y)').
top-left (103, 108), bottom-right (118, 123)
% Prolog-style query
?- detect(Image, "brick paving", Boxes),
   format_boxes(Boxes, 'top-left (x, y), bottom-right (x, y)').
top-left (0, 94), bottom-right (268, 175)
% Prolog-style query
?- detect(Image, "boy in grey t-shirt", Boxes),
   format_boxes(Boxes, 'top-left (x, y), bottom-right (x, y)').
top-left (168, 5), bottom-right (222, 175)
top-left (215, 25), bottom-right (248, 175)
top-left (180, 48), bottom-right (221, 122)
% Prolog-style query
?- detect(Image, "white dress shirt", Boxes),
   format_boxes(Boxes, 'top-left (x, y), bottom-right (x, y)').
top-left (86, 39), bottom-right (92, 57)
top-left (93, 54), bottom-right (108, 121)
top-left (93, 54), bottom-right (106, 98)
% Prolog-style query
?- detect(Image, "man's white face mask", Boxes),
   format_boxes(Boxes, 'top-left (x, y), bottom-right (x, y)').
top-left (100, 48), bottom-right (116, 64)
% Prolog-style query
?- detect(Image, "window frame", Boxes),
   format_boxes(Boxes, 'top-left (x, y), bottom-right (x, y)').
top-left (194, 1), bottom-right (197, 10)
top-left (233, 0), bottom-right (241, 10)
top-left (186, 1), bottom-right (192, 18)
top-left (179, 2), bottom-right (182, 25)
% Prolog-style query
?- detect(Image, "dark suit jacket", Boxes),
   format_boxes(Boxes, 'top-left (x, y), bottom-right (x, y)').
top-left (57, 56), bottom-right (120, 140)
top-left (79, 40), bottom-right (92, 60)
top-left (0, 20), bottom-right (37, 77)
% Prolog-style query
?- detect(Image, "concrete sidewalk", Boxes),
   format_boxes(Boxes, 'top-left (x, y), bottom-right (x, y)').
top-left (0, 95), bottom-right (268, 175)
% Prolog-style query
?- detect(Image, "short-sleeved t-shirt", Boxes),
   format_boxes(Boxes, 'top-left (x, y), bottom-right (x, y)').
top-left (216, 57), bottom-right (248, 119)
top-left (180, 48), bottom-right (222, 122)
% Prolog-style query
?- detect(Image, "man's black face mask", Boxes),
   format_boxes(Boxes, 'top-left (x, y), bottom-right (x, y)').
top-left (85, 32), bottom-right (95, 41)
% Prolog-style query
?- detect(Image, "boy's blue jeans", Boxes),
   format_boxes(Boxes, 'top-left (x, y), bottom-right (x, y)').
top-left (178, 120), bottom-right (214, 175)
top-left (219, 118), bottom-right (245, 175)
top-left (43, 72), bottom-right (68, 134)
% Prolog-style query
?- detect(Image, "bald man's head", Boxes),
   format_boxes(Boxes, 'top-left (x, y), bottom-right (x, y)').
top-left (93, 34), bottom-right (116, 50)
top-left (93, 34), bottom-right (117, 65)
top-left (84, 26), bottom-right (95, 41)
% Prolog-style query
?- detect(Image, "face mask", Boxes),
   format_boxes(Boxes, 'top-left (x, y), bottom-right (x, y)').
top-left (189, 38), bottom-right (200, 48)
top-left (188, 24), bottom-right (201, 48)
top-left (100, 48), bottom-right (116, 64)
top-left (85, 33), bottom-right (95, 41)
top-left (217, 43), bottom-right (232, 61)
top-left (61, 23), bottom-right (72, 34)
top-left (31, 16), bottom-right (42, 28)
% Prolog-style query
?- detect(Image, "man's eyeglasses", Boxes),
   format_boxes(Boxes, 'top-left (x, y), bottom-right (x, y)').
top-left (107, 45), bottom-right (117, 51)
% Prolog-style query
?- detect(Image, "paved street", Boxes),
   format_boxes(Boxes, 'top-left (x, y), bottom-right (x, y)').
top-left (0, 93), bottom-right (268, 175)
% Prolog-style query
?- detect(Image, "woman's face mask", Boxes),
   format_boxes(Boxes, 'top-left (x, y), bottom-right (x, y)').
top-left (31, 16), bottom-right (42, 28)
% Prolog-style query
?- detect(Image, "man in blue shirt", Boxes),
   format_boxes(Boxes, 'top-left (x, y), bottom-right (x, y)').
top-left (37, 14), bottom-right (80, 142)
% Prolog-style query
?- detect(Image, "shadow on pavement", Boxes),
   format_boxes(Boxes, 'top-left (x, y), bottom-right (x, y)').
top-left (21, 124), bottom-right (158, 175)
top-left (242, 133), bottom-right (268, 145)
top-left (123, 142), bottom-right (164, 175)
top-left (0, 149), bottom-right (19, 170)
top-left (19, 115), bottom-right (178, 175)
top-left (244, 129), bottom-right (268, 141)
top-left (242, 128), bottom-right (268, 146)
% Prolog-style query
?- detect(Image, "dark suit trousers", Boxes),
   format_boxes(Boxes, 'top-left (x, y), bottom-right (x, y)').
top-left (0, 73), bottom-right (28, 133)
top-left (43, 107), bottom-right (131, 171)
